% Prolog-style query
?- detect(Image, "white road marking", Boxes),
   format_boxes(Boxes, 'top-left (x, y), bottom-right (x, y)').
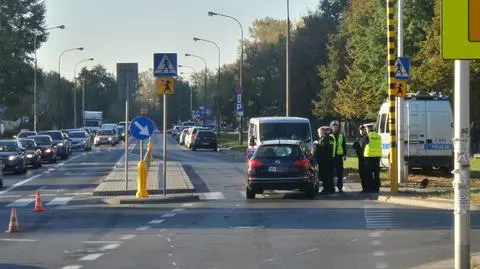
top-left (64, 192), bottom-right (93, 196)
top-left (166, 238), bottom-right (171, 243)
top-left (79, 253), bottom-right (103, 261)
top-left (376, 262), bottom-right (388, 268)
top-left (64, 172), bottom-right (88, 176)
top-left (172, 262), bottom-right (177, 266)
top-left (198, 192), bottom-right (225, 200)
top-left (230, 226), bottom-right (265, 229)
top-left (170, 244), bottom-right (175, 248)
top-left (148, 219), bottom-right (165, 224)
top-left (119, 234), bottom-right (136, 240)
top-left (171, 208), bottom-right (185, 212)
top-left (81, 241), bottom-right (122, 244)
top-left (161, 213), bottom-right (176, 218)
top-left (46, 197), bottom-right (73, 206)
top-left (296, 248), bottom-right (319, 255)
top-left (0, 238), bottom-right (37, 242)
top-left (263, 258), bottom-right (274, 263)
top-left (136, 226), bottom-right (151, 231)
top-left (28, 193), bottom-right (56, 197)
top-left (100, 243), bottom-right (120, 251)
top-left (6, 198), bottom-right (35, 207)
top-left (372, 240), bottom-right (382, 246)
top-left (168, 253), bottom-right (173, 257)
top-left (182, 203), bottom-right (194, 207)
top-left (62, 266), bottom-right (82, 269)
top-left (0, 174), bottom-right (41, 196)
top-left (374, 251), bottom-right (386, 256)
top-left (369, 231), bottom-right (385, 237)
top-left (0, 195), bottom-right (21, 199)
top-left (36, 186), bottom-right (46, 191)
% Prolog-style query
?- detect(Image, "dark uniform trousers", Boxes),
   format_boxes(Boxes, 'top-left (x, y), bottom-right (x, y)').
top-left (365, 157), bottom-right (381, 192)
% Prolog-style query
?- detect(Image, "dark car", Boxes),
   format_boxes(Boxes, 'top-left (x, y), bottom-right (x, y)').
top-left (245, 140), bottom-right (319, 200)
top-left (29, 135), bottom-right (57, 163)
top-left (18, 139), bottom-right (42, 168)
top-left (0, 139), bottom-right (27, 174)
top-left (38, 130), bottom-right (70, 160)
top-left (118, 126), bottom-right (126, 141)
top-left (68, 131), bottom-right (92, 151)
top-left (191, 130), bottom-right (218, 151)
top-left (15, 131), bottom-right (37, 139)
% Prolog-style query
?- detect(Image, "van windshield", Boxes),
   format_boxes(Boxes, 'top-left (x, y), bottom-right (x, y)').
top-left (259, 122), bottom-right (311, 143)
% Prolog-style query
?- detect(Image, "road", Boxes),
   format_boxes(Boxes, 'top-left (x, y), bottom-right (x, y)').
top-left (0, 133), bottom-right (479, 269)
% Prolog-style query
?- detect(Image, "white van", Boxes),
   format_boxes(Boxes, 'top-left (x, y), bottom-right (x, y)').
top-left (247, 117), bottom-right (313, 158)
top-left (376, 92), bottom-right (453, 172)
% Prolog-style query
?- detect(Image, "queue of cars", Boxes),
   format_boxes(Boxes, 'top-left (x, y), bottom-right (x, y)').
top-left (170, 125), bottom-right (218, 151)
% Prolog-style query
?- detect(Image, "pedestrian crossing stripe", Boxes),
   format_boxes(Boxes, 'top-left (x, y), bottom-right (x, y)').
top-left (155, 54), bottom-right (176, 75)
top-left (394, 58), bottom-right (409, 78)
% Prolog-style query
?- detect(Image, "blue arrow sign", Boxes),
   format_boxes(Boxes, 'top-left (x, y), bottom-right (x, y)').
top-left (129, 116), bottom-right (156, 140)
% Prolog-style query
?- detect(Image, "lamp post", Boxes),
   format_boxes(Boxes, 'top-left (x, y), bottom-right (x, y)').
top-left (33, 24), bottom-right (65, 131)
top-left (58, 47), bottom-right (84, 129)
top-left (184, 54), bottom-right (208, 126)
top-left (208, 11), bottom-right (244, 144)
top-left (193, 37), bottom-right (222, 137)
top-left (286, 0), bottom-right (291, 116)
top-left (73, 58), bottom-right (94, 128)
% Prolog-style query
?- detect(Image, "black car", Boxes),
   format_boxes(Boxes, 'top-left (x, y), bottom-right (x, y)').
top-left (191, 130), bottom-right (218, 151)
top-left (19, 139), bottom-right (42, 168)
top-left (118, 126), bottom-right (126, 141)
top-left (0, 139), bottom-right (27, 174)
top-left (245, 140), bottom-right (319, 199)
top-left (29, 135), bottom-right (57, 163)
top-left (38, 130), bottom-right (70, 160)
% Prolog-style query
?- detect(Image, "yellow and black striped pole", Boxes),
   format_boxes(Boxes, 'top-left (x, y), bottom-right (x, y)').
top-left (387, 0), bottom-right (398, 192)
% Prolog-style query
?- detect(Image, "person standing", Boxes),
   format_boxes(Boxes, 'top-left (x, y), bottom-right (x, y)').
top-left (353, 125), bottom-right (369, 192)
top-left (330, 120), bottom-right (347, 193)
top-left (364, 125), bottom-right (382, 193)
top-left (312, 126), bottom-right (335, 194)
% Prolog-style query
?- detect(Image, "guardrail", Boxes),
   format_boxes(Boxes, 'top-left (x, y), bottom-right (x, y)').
top-left (136, 141), bottom-right (153, 198)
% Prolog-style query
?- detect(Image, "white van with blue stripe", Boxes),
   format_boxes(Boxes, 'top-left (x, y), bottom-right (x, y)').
top-left (376, 92), bottom-right (453, 172)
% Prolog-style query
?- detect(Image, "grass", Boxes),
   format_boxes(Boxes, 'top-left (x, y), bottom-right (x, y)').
top-left (218, 132), bottom-right (247, 153)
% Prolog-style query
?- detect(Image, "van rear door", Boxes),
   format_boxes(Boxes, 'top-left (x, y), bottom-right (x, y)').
top-left (404, 100), bottom-right (426, 157)
top-left (425, 100), bottom-right (454, 157)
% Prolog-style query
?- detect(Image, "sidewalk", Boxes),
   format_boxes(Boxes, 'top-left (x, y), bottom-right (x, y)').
top-left (409, 252), bottom-right (480, 269)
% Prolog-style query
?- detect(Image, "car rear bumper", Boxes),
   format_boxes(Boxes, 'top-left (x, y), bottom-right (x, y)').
top-left (193, 142), bottom-right (217, 149)
top-left (247, 177), bottom-right (314, 191)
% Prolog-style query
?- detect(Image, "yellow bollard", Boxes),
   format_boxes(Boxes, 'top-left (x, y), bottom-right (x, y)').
top-left (136, 160), bottom-right (149, 198)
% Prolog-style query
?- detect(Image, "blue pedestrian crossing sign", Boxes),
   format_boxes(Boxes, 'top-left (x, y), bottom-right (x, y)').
top-left (154, 53), bottom-right (177, 77)
top-left (129, 116), bottom-right (156, 140)
top-left (394, 57), bottom-right (410, 81)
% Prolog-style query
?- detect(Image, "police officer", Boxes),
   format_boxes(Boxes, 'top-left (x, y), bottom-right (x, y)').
top-left (353, 125), bottom-right (369, 192)
top-left (312, 126), bottom-right (335, 194)
top-left (364, 125), bottom-right (382, 193)
top-left (330, 120), bottom-right (347, 193)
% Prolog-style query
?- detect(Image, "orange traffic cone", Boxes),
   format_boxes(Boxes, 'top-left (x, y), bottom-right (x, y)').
top-left (33, 191), bottom-right (45, 212)
top-left (6, 208), bottom-right (19, 233)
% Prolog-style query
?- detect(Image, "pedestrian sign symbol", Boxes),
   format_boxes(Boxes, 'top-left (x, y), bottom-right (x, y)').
top-left (394, 80), bottom-right (407, 97)
top-left (156, 77), bottom-right (175, 95)
top-left (394, 57), bottom-right (410, 80)
top-left (153, 53), bottom-right (177, 77)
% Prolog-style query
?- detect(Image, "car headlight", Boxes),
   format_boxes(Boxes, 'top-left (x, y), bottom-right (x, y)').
top-left (26, 154), bottom-right (33, 158)
top-left (57, 143), bottom-right (64, 147)
top-left (8, 155), bottom-right (17, 161)
top-left (45, 148), bottom-right (52, 153)
top-left (108, 137), bottom-right (112, 140)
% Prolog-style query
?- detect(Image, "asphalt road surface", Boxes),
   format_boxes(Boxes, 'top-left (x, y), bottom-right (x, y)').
top-left (0, 133), bottom-right (479, 269)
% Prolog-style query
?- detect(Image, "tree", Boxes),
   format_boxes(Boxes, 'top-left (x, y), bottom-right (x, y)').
top-left (0, 0), bottom-right (47, 107)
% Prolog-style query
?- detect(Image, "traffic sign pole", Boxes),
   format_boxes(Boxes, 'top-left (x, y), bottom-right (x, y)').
top-left (387, 0), bottom-right (398, 193)
top-left (397, 0), bottom-right (406, 185)
top-left (453, 60), bottom-right (471, 269)
top-left (163, 94), bottom-right (167, 196)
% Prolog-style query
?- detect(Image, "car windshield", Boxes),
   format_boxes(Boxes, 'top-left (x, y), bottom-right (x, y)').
top-left (0, 141), bottom-right (18, 152)
top-left (38, 131), bottom-right (63, 140)
top-left (118, 127), bottom-right (125, 132)
top-left (253, 144), bottom-right (303, 160)
top-left (20, 140), bottom-right (37, 149)
top-left (259, 122), bottom-right (311, 143)
top-left (18, 132), bottom-right (36, 138)
top-left (68, 132), bottom-right (86, 138)
top-left (98, 130), bottom-right (114, 135)
top-left (32, 136), bottom-right (52, 145)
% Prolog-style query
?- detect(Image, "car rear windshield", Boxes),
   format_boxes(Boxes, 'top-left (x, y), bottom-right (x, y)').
top-left (32, 136), bottom-right (52, 145)
top-left (197, 131), bottom-right (216, 138)
top-left (38, 131), bottom-right (63, 140)
top-left (97, 130), bottom-right (114, 135)
top-left (20, 140), bottom-right (36, 149)
top-left (18, 132), bottom-right (36, 138)
top-left (253, 144), bottom-right (304, 160)
top-left (68, 132), bottom-right (86, 138)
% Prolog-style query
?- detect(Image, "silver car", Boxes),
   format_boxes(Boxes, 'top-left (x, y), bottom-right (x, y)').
top-left (68, 131), bottom-right (92, 151)
top-left (94, 129), bottom-right (118, 146)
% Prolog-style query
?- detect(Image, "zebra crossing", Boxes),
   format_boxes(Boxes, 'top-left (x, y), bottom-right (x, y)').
top-left (363, 205), bottom-right (400, 229)
top-left (4, 196), bottom-right (74, 208)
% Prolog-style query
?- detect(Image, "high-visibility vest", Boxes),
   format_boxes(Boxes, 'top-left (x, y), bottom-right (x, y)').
top-left (364, 131), bottom-right (382, 157)
top-left (335, 133), bottom-right (345, 156)
top-left (329, 134), bottom-right (336, 157)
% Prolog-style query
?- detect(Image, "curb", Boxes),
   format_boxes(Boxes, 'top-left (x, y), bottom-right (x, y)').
top-left (103, 195), bottom-right (200, 205)
top-left (409, 253), bottom-right (480, 269)
top-left (378, 195), bottom-right (480, 211)
top-left (92, 188), bottom-right (196, 197)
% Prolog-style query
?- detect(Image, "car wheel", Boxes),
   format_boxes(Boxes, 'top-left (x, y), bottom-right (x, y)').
top-left (62, 154), bottom-right (68, 160)
top-left (304, 184), bottom-right (317, 199)
top-left (246, 187), bottom-right (256, 199)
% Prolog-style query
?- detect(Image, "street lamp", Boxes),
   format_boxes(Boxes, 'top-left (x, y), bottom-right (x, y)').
top-left (185, 53), bottom-right (208, 126)
top-left (286, 0), bottom-right (291, 116)
top-left (57, 47), bottom-right (83, 129)
top-left (33, 24), bottom-right (65, 131)
top-left (73, 57), bottom-right (94, 128)
top-left (208, 11), bottom-right (244, 144)
top-left (193, 37), bottom-right (222, 137)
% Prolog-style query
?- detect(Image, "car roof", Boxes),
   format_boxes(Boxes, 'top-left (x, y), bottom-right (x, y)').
top-left (38, 130), bottom-right (61, 133)
top-left (250, 117), bottom-right (310, 124)
top-left (30, 134), bottom-right (50, 138)
top-left (0, 139), bottom-right (17, 143)
top-left (19, 138), bottom-right (35, 141)
top-left (259, 139), bottom-right (302, 146)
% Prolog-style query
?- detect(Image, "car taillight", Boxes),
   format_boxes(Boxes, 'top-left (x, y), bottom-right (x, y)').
top-left (294, 159), bottom-right (310, 168)
top-left (248, 159), bottom-right (263, 170)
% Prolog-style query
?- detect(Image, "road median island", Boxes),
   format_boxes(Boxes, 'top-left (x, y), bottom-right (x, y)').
top-left (92, 154), bottom-right (198, 203)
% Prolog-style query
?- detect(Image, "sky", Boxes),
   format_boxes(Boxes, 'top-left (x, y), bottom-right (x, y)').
top-left (37, 0), bottom-right (320, 81)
